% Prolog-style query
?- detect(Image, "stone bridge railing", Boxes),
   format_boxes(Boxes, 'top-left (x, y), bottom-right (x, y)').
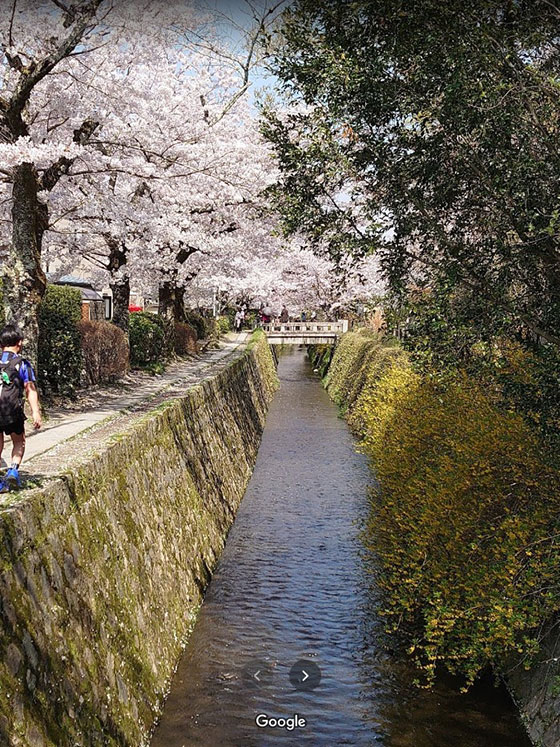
top-left (262, 320), bottom-right (349, 344)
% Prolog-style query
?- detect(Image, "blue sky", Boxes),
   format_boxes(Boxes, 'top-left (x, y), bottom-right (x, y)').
top-left (192, 0), bottom-right (289, 106)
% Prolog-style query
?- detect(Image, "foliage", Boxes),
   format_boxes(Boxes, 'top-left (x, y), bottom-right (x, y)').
top-left (0, 2), bottom-right (289, 361)
top-left (264, 0), bottom-right (560, 441)
top-left (394, 287), bottom-right (560, 448)
top-left (129, 312), bottom-right (166, 369)
top-left (495, 342), bottom-right (560, 448)
top-left (184, 312), bottom-right (219, 345)
top-left (323, 330), bottom-right (381, 410)
top-left (174, 322), bottom-right (197, 356)
top-left (216, 315), bottom-right (232, 334)
top-left (183, 310), bottom-right (206, 341)
top-left (38, 285), bottom-right (83, 395)
top-left (78, 320), bottom-right (129, 385)
top-left (307, 344), bottom-right (333, 378)
top-left (243, 311), bottom-right (258, 329)
top-left (327, 332), bottom-right (560, 688)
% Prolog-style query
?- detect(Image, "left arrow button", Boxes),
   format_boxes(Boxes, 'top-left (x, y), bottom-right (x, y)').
top-left (242, 659), bottom-right (273, 689)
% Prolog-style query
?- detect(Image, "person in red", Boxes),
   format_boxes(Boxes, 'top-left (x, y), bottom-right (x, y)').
top-left (0, 325), bottom-right (42, 492)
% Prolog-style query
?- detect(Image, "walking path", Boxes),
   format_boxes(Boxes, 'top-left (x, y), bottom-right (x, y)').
top-left (1, 332), bottom-right (250, 482)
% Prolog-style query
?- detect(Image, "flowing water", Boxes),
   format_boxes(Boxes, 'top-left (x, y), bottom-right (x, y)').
top-left (151, 347), bottom-right (530, 747)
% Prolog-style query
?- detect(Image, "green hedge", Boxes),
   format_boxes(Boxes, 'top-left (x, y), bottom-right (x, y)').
top-left (129, 312), bottom-right (166, 368)
top-left (216, 315), bottom-right (231, 334)
top-left (183, 310), bottom-right (218, 341)
top-left (38, 285), bottom-right (83, 395)
top-left (183, 310), bottom-right (206, 340)
top-left (308, 344), bottom-right (333, 378)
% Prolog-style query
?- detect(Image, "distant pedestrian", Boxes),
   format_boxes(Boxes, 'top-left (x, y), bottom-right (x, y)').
top-left (301, 311), bottom-right (307, 322)
top-left (280, 305), bottom-right (289, 323)
top-left (0, 325), bottom-right (42, 492)
top-left (234, 308), bottom-right (245, 332)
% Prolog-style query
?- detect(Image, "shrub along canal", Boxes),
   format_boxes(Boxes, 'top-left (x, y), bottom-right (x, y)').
top-left (151, 346), bottom-right (530, 746)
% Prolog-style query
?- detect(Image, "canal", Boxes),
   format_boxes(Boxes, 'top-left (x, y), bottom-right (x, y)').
top-left (151, 347), bottom-right (530, 746)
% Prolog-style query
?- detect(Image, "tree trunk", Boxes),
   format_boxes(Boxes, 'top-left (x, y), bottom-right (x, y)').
top-left (4, 162), bottom-right (48, 366)
top-left (158, 280), bottom-right (175, 320)
top-left (159, 277), bottom-right (187, 323)
top-left (174, 285), bottom-right (187, 322)
top-left (110, 277), bottom-right (130, 333)
top-left (107, 240), bottom-right (130, 333)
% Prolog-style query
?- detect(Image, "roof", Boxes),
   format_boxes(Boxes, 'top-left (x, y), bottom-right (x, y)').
top-left (79, 287), bottom-right (104, 302)
top-left (52, 275), bottom-right (103, 301)
top-left (56, 275), bottom-right (96, 288)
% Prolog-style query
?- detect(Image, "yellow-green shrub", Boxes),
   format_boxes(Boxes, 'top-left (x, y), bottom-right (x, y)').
top-left (324, 329), bottom-right (381, 410)
top-left (328, 332), bottom-right (560, 687)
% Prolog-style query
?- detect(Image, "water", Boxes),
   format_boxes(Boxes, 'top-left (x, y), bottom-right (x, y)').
top-left (151, 347), bottom-right (530, 746)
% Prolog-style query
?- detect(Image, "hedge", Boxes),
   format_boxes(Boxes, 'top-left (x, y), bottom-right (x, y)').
top-left (308, 344), bottom-right (333, 378)
top-left (183, 310), bottom-right (206, 340)
top-left (78, 320), bottom-right (129, 385)
top-left (323, 331), bottom-right (560, 688)
top-left (38, 285), bottom-right (83, 395)
top-left (129, 312), bottom-right (166, 368)
top-left (184, 309), bottom-right (218, 342)
top-left (174, 322), bottom-right (197, 355)
top-left (216, 315), bottom-right (232, 334)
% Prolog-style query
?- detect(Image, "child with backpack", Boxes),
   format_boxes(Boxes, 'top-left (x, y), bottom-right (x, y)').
top-left (0, 325), bottom-right (42, 492)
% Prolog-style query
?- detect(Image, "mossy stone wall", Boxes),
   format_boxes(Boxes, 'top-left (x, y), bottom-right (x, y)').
top-left (507, 631), bottom-right (560, 747)
top-left (0, 333), bottom-right (278, 746)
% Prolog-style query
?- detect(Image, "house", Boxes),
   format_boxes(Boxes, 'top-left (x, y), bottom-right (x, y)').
top-left (54, 275), bottom-right (110, 321)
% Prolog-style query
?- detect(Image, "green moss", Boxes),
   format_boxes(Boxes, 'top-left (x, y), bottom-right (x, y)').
top-left (0, 332), bottom-right (278, 746)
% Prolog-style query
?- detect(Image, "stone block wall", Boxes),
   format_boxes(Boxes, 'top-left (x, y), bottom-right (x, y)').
top-left (0, 333), bottom-right (278, 746)
top-left (507, 627), bottom-right (560, 746)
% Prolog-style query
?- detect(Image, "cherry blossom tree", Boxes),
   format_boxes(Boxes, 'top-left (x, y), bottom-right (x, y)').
top-left (0, 0), bottom-right (107, 359)
top-left (1, 0), bottom-right (285, 354)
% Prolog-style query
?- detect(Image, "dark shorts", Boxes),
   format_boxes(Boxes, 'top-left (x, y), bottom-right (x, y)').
top-left (1, 416), bottom-right (25, 436)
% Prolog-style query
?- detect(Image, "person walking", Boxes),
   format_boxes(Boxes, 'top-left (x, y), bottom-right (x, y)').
top-left (280, 305), bottom-right (289, 323)
top-left (0, 325), bottom-right (42, 492)
top-left (234, 309), bottom-right (244, 332)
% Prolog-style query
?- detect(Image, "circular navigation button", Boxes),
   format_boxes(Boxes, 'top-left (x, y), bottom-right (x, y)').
top-left (242, 659), bottom-right (274, 689)
top-left (289, 659), bottom-right (321, 691)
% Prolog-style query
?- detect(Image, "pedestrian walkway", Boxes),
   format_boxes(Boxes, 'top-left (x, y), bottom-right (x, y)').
top-left (1, 332), bottom-right (250, 481)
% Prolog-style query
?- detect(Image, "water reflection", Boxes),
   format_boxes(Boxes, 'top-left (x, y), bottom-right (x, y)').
top-left (151, 347), bottom-right (530, 746)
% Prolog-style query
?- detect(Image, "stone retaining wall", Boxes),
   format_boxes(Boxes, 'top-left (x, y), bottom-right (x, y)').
top-left (0, 332), bottom-right (278, 746)
top-left (507, 627), bottom-right (560, 746)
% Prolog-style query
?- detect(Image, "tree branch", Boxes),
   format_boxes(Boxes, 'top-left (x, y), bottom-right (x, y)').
top-left (5, 1), bottom-right (103, 134)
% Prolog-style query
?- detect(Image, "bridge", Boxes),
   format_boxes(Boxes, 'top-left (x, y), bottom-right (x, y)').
top-left (261, 320), bottom-right (349, 345)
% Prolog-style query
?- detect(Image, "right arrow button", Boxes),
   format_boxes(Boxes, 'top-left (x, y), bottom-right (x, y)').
top-left (289, 659), bottom-right (321, 691)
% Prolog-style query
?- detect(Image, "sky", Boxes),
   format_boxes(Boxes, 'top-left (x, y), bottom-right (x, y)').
top-left (192, 0), bottom-right (291, 107)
